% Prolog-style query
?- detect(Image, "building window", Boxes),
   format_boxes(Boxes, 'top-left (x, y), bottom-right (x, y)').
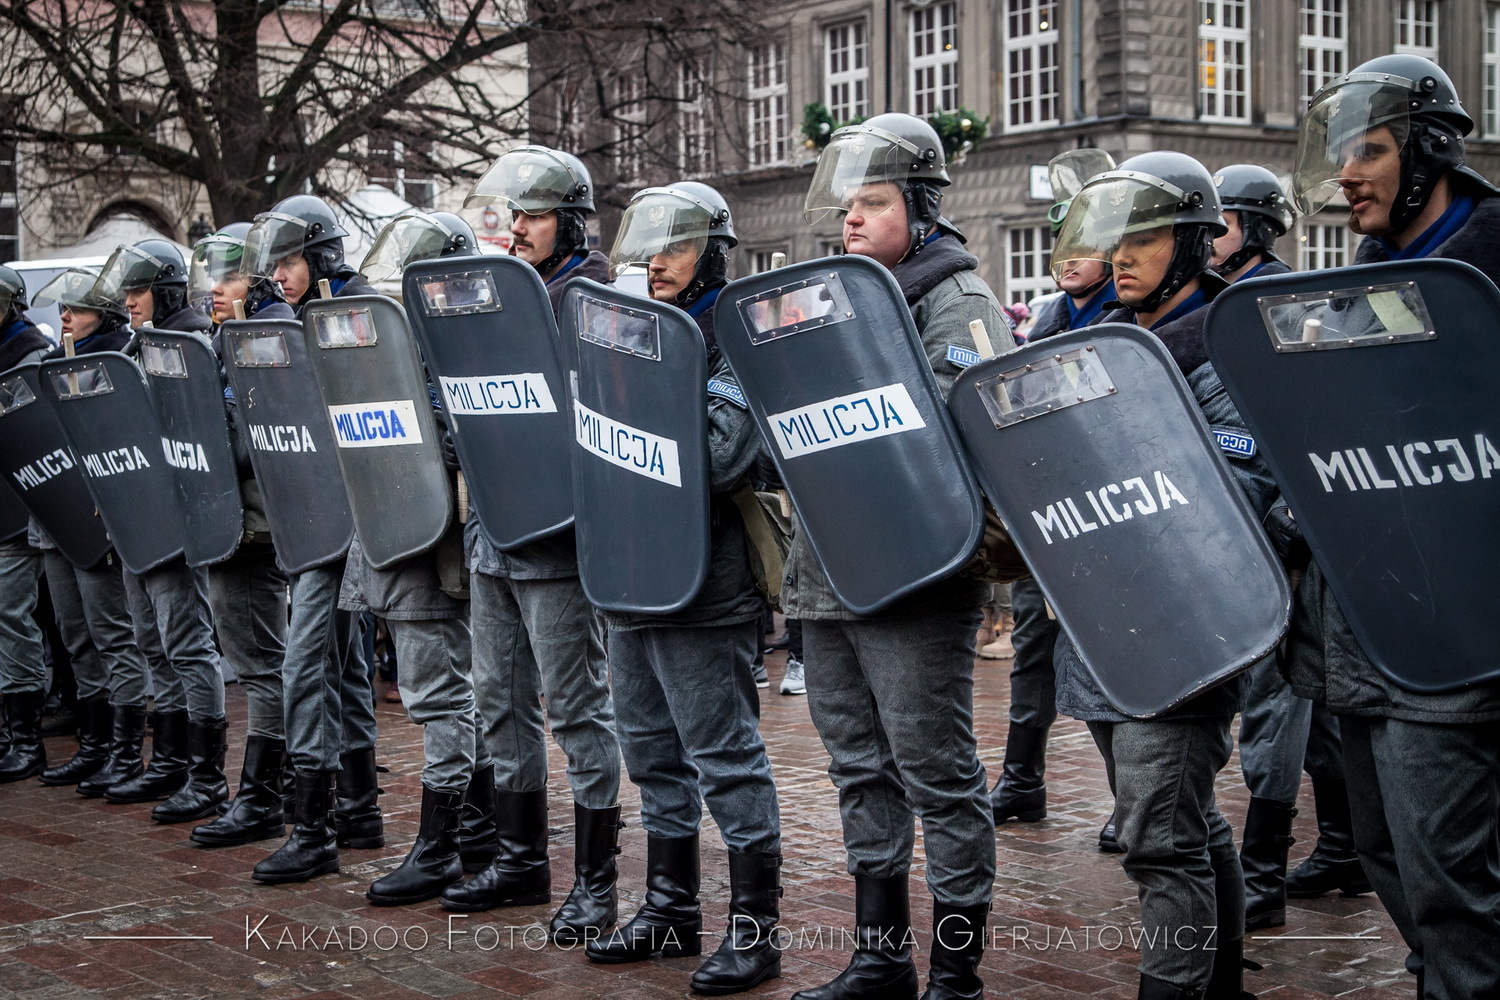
top-left (910, 1), bottom-right (959, 117)
top-left (369, 136), bottom-right (435, 209)
top-left (1395, 0), bottom-right (1439, 59)
top-left (1299, 221), bottom-right (1347, 271)
top-left (1487, 6), bottom-right (1500, 137)
top-left (750, 249), bottom-right (788, 273)
top-left (1004, 0), bottom-right (1060, 129)
top-left (612, 75), bottom-right (645, 184)
top-left (1200, 0), bottom-right (1250, 123)
top-left (1299, 0), bottom-right (1346, 110)
top-left (826, 21), bottom-right (871, 123)
top-left (819, 238), bottom-right (845, 257)
top-left (680, 60), bottom-right (714, 176)
top-left (1007, 226), bottom-right (1055, 304)
top-left (748, 42), bottom-right (789, 167)
top-left (1, 126), bottom-right (17, 263)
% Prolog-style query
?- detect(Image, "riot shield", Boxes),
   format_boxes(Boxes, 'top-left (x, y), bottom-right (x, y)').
top-left (560, 279), bottom-right (710, 613)
top-left (222, 318), bottom-right (354, 574)
top-left (713, 257), bottom-right (985, 615)
top-left (37, 352), bottom-right (187, 574)
top-left (949, 325), bottom-right (1290, 718)
top-left (138, 330), bottom-right (244, 566)
top-left (402, 256), bottom-right (573, 550)
top-left (0, 364), bottom-right (112, 567)
top-left (301, 295), bottom-right (452, 570)
top-left (1205, 258), bottom-right (1500, 692)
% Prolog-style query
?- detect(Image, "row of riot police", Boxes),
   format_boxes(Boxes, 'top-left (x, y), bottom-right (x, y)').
top-left (1, 49), bottom-right (1496, 1000)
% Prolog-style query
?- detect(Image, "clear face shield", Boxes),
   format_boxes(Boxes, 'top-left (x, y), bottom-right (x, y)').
top-left (360, 213), bottom-right (456, 283)
top-left (465, 148), bottom-right (580, 213)
top-left (803, 126), bottom-right (922, 224)
top-left (1050, 177), bottom-right (1187, 284)
top-left (32, 268), bottom-right (111, 314)
top-left (608, 189), bottom-right (715, 277)
top-left (1046, 149), bottom-right (1117, 229)
top-left (97, 245), bottom-right (165, 302)
top-left (188, 235), bottom-right (248, 308)
top-left (1294, 76), bottom-right (1413, 215)
top-left (243, 212), bottom-right (312, 280)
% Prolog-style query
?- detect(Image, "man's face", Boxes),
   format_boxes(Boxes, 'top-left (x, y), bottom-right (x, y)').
top-left (510, 210), bottom-right (558, 268)
top-left (842, 182), bottom-right (911, 269)
top-left (1210, 211), bottom-right (1244, 269)
top-left (1110, 226), bottom-right (1175, 308)
top-left (60, 306), bottom-right (101, 340)
top-left (124, 287), bottom-right (154, 327)
top-left (647, 242), bottom-right (700, 302)
top-left (211, 273), bottom-right (251, 324)
top-left (1336, 125), bottom-right (1404, 236)
top-left (1055, 257), bottom-right (1109, 297)
top-left (273, 253), bottom-right (311, 305)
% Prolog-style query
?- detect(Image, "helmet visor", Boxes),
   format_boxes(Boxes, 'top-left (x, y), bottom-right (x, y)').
top-left (803, 126), bottom-right (922, 223)
top-left (361, 213), bottom-right (456, 283)
top-left (33, 268), bottom-right (112, 313)
top-left (96, 244), bottom-right (165, 302)
top-left (1048, 149), bottom-right (1117, 204)
top-left (0, 280), bottom-right (21, 317)
top-left (243, 212), bottom-right (312, 280)
top-left (1050, 177), bottom-right (1186, 283)
top-left (608, 190), bottom-right (715, 275)
top-left (1294, 77), bottom-right (1413, 215)
top-left (188, 234), bottom-right (249, 307)
top-left (466, 148), bottom-right (580, 213)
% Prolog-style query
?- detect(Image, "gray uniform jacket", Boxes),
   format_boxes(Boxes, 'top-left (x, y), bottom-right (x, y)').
top-left (780, 235), bottom-right (1001, 621)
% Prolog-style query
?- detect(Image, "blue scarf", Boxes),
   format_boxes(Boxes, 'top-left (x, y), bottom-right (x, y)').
top-left (686, 286), bottom-right (721, 318)
top-left (327, 276), bottom-right (349, 297)
top-left (1380, 194), bottom-right (1477, 260)
top-left (1237, 260), bottom-right (1273, 281)
top-left (546, 252), bottom-right (588, 286)
top-left (1143, 286), bottom-right (1211, 331)
top-left (1067, 282), bottom-right (1115, 331)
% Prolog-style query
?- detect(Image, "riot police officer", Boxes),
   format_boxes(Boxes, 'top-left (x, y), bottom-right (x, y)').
top-left (101, 239), bottom-right (212, 334)
top-left (789, 113), bottom-right (1003, 1000)
top-left (441, 149), bottom-right (625, 946)
top-left (585, 181), bottom-right (783, 997)
top-left (187, 223), bottom-right (293, 323)
top-left (1210, 165), bottom-right (1294, 282)
top-left (1289, 54), bottom-right (1500, 1000)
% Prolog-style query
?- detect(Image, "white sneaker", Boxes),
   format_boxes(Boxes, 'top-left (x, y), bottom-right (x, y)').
top-left (780, 658), bottom-right (806, 695)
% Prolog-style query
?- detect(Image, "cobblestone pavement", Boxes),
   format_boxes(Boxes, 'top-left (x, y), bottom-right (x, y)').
top-left (0, 641), bottom-right (1411, 1000)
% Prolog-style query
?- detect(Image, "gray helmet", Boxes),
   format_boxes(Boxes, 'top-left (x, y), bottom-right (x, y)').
top-left (32, 266), bottom-right (129, 320)
top-left (431, 212), bottom-right (477, 253)
top-left (664, 182), bottom-right (736, 246)
top-left (1348, 54), bottom-right (1472, 135)
top-left (360, 211), bottom-right (479, 283)
top-left (0, 264), bottom-right (27, 321)
top-left (1212, 165), bottom-right (1295, 235)
top-left (466, 145), bottom-right (596, 214)
top-left (805, 113), bottom-right (950, 224)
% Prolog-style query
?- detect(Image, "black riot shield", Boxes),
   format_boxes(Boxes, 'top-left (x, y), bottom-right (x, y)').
top-left (1205, 258), bottom-right (1500, 692)
top-left (302, 295), bottom-right (452, 570)
top-left (37, 352), bottom-right (187, 574)
top-left (402, 256), bottom-right (573, 550)
top-left (222, 318), bottom-right (354, 574)
top-left (949, 325), bottom-right (1290, 718)
top-left (560, 279), bottom-right (710, 614)
top-left (0, 364), bottom-right (111, 567)
top-left (712, 256), bottom-right (985, 615)
top-left (138, 330), bottom-right (244, 566)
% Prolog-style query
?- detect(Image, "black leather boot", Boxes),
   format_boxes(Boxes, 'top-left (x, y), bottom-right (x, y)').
top-left (1285, 777), bottom-right (1372, 898)
top-left (458, 764), bottom-right (500, 874)
top-left (1205, 937), bottom-right (1255, 1000)
top-left (989, 721), bottom-right (1049, 823)
top-left (551, 803), bottom-right (622, 945)
top-left (153, 717), bottom-right (230, 823)
top-left (587, 833), bottom-right (702, 963)
top-left (1241, 797), bottom-right (1296, 930)
top-left (691, 850), bottom-right (782, 995)
top-left (41, 694), bottom-right (113, 785)
top-left (0, 691), bottom-right (46, 782)
top-left (789, 875), bottom-right (918, 1000)
top-left (105, 708), bottom-right (189, 803)
top-left (336, 748), bottom-right (385, 849)
top-left (191, 734), bottom-right (287, 846)
top-left (253, 770), bottom-right (339, 884)
top-left (1099, 811), bottom-right (1123, 853)
top-left (441, 787), bottom-right (550, 911)
top-left (1139, 973), bottom-right (1204, 1000)
top-left (78, 704), bottom-right (146, 797)
top-left (366, 784), bottom-right (465, 906)
top-left (920, 901), bottom-right (987, 1000)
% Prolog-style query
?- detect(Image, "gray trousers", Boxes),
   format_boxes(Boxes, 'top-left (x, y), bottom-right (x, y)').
top-left (123, 563), bottom-right (224, 722)
top-left (1007, 577), bottom-right (1058, 729)
top-left (44, 552), bottom-right (149, 706)
top-left (470, 570), bottom-right (620, 807)
top-left (1088, 716), bottom-right (1243, 991)
top-left (1340, 716), bottom-right (1500, 1000)
top-left (0, 543), bottom-right (45, 694)
top-left (1237, 655), bottom-right (1313, 803)
top-left (205, 543), bottom-right (288, 739)
top-left (804, 606), bottom-right (995, 908)
top-left (609, 621), bottom-right (780, 853)
top-left (390, 616), bottom-right (487, 793)
top-left (1304, 701), bottom-right (1344, 781)
top-left (283, 563), bottom-right (376, 771)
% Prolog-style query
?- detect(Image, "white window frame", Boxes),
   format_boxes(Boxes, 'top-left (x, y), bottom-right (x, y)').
top-left (0, 132), bottom-right (18, 263)
top-left (1006, 225), bottom-right (1055, 305)
top-left (1003, 0), bottom-right (1060, 130)
top-left (1298, 220), bottom-right (1347, 271)
top-left (1395, 0), bottom-right (1440, 60)
top-left (1199, 0), bottom-right (1251, 123)
top-left (1298, 0), bottom-right (1346, 110)
top-left (680, 60), bottom-right (714, 176)
top-left (909, 1), bottom-right (959, 117)
top-left (825, 21), bottom-right (871, 123)
top-left (750, 248), bottom-right (788, 273)
top-left (612, 75), bottom-right (645, 184)
top-left (1486, 5), bottom-right (1500, 137)
top-left (369, 137), bottom-right (435, 209)
top-left (747, 41), bottom-right (789, 168)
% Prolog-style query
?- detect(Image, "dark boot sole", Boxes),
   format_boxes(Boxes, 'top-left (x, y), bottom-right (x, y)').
top-left (440, 889), bottom-right (552, 913)
top-left (0, 765), bottom-right (46, 784)
top-left (366, 883), bottom-right (460, 907)
top-left (39, 763), bottom-right (108, 786)
top-left (691, 957), bottom-right (782, 995)
top-left (995, 807), bottom-right (1047, 823)
top-left (1286, 883), bottom-right (1373, 899)
top-left (587, 928), bottom-right (703, 963)
top-left (1245, 907), bottom-right (1286, 931)
top-left (154, 801), bottom-right (229, 824)
top-left (252, 859), bottom-right (340, 885)
top-left (191, 824), bottom-right (287, 848)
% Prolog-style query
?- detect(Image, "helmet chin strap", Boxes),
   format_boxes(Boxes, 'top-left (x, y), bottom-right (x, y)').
top-left (899, 182), bottom-right (945, 261)
top-left (1136, 226), bottom-right (1213, 314)
top-left (676, 239), bottom-right (730, 308)
top-left (1388, 121), bottom-right (1463, 235)
top-left (535, 210), bottom-right (588, 277)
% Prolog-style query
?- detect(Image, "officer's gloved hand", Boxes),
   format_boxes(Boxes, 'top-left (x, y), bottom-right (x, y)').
top-left (432, 408), bottom-right (461, 472)
top-left (1263, 500), bottom-right (1310, 572)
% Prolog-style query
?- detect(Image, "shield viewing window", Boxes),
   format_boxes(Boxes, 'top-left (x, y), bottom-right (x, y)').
top-left (975, 346), bottom-right (1115, 427)
top-left (312, 306), bottom-right (379, 349)
top-left (229, 330), bottom-right (292, 368)
top-left (417, 271), bottom-right (503, 317)
top-left (1257, 281), bottom-right (1435, 352)
top-left (140, 340), bottom-right (189, 378)
top-left (49, 363), bottom-right (115, 400)
top-left (576, 295), bottom-right (661, 361)
top-left (0, 374), bottom-right (35, 414)
top-left (738, 272), bottom-right (855, 345)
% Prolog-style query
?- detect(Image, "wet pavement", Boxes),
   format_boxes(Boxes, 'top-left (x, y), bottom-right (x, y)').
top-left (0, 641), bottom-right (1411, 1000)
